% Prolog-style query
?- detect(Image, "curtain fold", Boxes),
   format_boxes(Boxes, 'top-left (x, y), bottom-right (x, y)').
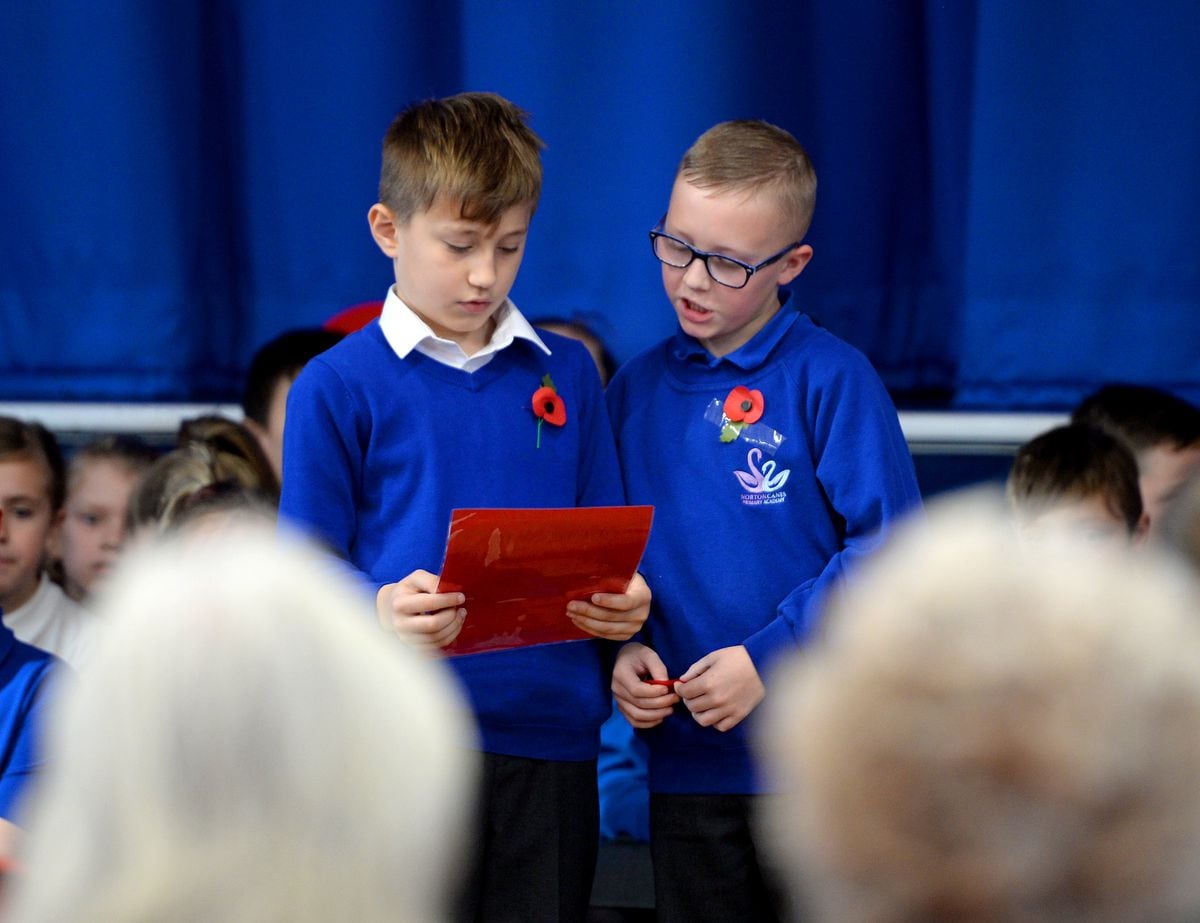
top-left (1, 1), bottom-right (1196, 407)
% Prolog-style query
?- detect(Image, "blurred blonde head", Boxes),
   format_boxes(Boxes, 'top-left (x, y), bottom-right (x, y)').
top-left (761, 490), bottom-right (1200, 923)
top-left (128, 442), bottom-right (277, 536)
top-left (9, 524), bottom-right (477, 923)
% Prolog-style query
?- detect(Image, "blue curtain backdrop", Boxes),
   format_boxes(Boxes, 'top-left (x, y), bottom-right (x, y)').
top-left (1, 1), bottom-right (1197, 408)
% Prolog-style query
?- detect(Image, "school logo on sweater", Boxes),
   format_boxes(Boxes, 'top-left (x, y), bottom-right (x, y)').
top-left (734, 447), bottom-right (789, 506)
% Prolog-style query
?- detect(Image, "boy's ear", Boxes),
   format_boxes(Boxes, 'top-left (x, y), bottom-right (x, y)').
top-left (367, 203), bottom-right (401, 258)
top-left (776, 244), bottom-right (814, 286)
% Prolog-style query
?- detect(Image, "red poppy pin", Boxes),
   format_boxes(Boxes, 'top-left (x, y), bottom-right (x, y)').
top-left (531, 373), bottom-right (566, 447)
top-left (720, 385), bottom-right (764, 442)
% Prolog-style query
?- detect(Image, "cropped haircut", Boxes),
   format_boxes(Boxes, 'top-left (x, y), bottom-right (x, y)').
top-left (0, 415), bottom-right (66, 511)
top-left (1007, 424), bottom-right (1143, 532)
top-left (242, 328), bottom-right (343, 427)
top-left (8, 524), bottom-right (478, 922)
top-left (378, 92), bottom-right (544, 224)
top-left (66, 434), bottom-right (158, 493)
top-left (761, 492), bottom-right (1200, 923)
top-left (678, 120), bottom-right (818, 241)
top-left (1073, 384), bottom-right (1200, 454)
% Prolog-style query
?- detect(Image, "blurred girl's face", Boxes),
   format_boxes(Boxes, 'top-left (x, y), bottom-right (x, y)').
top-left (0, 456), bottom-right (58, 611)
top-left (58, 459), bottom-right (138, 602)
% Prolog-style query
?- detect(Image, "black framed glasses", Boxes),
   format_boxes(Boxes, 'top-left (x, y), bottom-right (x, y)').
top-left (648, 221), bottom-right (801, 289)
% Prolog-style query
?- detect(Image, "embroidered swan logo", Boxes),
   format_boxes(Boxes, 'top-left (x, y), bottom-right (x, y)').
top-left (734, 447), bottom-right (790, 493)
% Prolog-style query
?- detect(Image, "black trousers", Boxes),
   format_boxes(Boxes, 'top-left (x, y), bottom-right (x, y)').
top-left (649, 793), bottom-right (789, 923)
top-left (456, 752), bottom-right (600, 923)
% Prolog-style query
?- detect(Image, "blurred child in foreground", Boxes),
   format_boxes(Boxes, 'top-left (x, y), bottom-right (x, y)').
top-left (762, 492), bottom-right (1200, 923)
top-left (7, 524), bottom-right (476, 922)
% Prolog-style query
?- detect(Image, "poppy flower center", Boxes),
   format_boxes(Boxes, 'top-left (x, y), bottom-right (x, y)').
top-left (544, 401), bottom-right (556, 413)
top-left (740, 400), bottom-right (753, 412)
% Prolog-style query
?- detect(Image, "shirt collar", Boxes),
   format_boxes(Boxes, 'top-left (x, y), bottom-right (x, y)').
top-left (378, 287), bottom-right (550, 371)
top-left (671, 290), bottom-right (798, 371)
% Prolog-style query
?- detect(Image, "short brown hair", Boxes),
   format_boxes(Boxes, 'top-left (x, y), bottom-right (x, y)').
top-left (1007, 424), bottom-right (1143, 532)
top-left (378, 92), bottom-right (544, 224)
top-left (678, 120), bottom-right (817, 240)
top-left (1072, 383), bottom-right (1200, 455)
top-left (0, 415), bottom-right (66, 511)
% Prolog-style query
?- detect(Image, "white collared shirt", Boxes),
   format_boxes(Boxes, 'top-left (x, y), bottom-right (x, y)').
top-left (377, 287), bottom-right (551, 373)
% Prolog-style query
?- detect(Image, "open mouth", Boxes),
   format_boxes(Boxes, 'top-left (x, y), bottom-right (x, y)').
top-left (680, 298), bottom-right (714, 321)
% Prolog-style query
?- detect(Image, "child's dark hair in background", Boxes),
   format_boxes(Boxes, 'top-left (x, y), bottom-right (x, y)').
top-left (1073, 384), bottom-right (1200, 456)
top-left (1007, 424), bottom-right (1144, 538)
top-left (242, 328), bottom-right (344, 480)
top-left (1072, 383), bottom-right (1200, 535)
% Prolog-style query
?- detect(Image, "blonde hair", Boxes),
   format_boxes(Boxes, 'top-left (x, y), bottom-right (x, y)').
top-left (129, 441), bottom-right (275, 533)
top-left (379, 91), bottom-right (544, 223)
top-left (678, 120), bottom-right (817, 240)
top-left (9, 525), bottom-right (478, 923)
top-left (761, 491), bottom-right (1200, 923)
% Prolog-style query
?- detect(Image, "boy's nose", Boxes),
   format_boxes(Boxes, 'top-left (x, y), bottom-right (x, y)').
top-left (468, 253), bottom-right (496, 290)
top-left (681, 257), bottom-right (712, 291)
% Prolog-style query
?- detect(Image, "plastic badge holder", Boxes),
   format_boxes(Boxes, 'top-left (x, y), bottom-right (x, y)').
top-left (437, 506), bottom-right (654, 656)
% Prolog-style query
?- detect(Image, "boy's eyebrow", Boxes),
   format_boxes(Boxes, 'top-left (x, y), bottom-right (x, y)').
top-left (437, 221), bottom-right (529, 239)
top-left (0, 493), bottom-right (45, 505)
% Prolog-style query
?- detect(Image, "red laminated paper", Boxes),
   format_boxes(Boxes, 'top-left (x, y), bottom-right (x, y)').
top-left (437, 506), bottom-right (654, 656)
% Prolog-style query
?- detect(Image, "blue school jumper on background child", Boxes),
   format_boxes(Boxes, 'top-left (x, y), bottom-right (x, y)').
top-left (279, 293), bottom-right (623, 761)
top-left (0, 614), bottom-right (56, 822)
top-left (607, 298), bottom-right (921, 795)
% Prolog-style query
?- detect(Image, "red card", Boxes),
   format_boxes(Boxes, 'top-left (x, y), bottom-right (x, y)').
top-left (437, 506), bottom-right (654, 656)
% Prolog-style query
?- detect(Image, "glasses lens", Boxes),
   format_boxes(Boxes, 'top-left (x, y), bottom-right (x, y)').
top-left (652, 234), bottom-right (695, 268)
top-left (707, 255), bottom-right (750, 288)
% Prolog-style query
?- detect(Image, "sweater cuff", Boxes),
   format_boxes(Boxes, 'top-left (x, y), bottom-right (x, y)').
top-left (743, 616), bottom-right (794, 681)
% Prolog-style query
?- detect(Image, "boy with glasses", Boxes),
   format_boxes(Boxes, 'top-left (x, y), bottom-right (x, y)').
top-left (607, 120), bottom-right (921, 921)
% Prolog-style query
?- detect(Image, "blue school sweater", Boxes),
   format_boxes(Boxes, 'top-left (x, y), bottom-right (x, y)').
top-left (279, 323), bottom-right (623, 761)
top-left (0, 617), bottom-right (56, 820)
top-left (607, 302), bottom-right (921, 794)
